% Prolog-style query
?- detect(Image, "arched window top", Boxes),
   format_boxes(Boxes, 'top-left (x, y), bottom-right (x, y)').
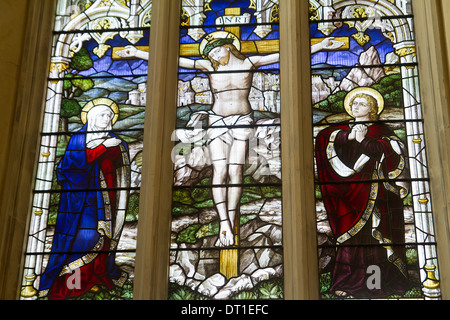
top-left (13, 0), bottom-right (446, 302)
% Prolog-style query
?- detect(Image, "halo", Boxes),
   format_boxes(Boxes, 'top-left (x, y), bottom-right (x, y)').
top-left (344, 87), bottom-right (384, 118)
top-left (199, 31), bottom-right (241, 58)
top-left (81, 98), bottom-right (119, 125)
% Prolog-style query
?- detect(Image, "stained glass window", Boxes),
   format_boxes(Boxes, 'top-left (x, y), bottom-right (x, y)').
top-left (169, 0), bottom-right (283, 300)
top-left (310, 0), bottom-right (441, 299)
top-left (20, 0), bottom-right (152, 300)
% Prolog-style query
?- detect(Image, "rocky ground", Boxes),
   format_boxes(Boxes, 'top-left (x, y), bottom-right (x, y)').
top-left (169, 197), bottom-right (284, 300)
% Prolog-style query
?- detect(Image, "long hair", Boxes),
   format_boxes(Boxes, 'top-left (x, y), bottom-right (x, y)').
top-left (349, 93), bottom-right (379, 121)
top-left (209, 44), bottom-right (245, 71)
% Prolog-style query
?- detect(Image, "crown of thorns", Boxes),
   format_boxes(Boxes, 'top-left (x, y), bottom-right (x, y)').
top-left (202, 38), bottom-right (235, 58)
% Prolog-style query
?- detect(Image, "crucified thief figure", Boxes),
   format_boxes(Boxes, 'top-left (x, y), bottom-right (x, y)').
top-left (116, 32), bottom-right (344, 247)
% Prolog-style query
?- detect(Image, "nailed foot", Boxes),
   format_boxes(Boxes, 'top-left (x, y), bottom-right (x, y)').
top-left (215, 219), bottom-right (234, 247)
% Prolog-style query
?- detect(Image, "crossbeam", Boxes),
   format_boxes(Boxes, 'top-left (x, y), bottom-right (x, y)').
top-left (112, 36), bottom-right (349, 59)
top-left (109, 7), bottom-right (348, 282)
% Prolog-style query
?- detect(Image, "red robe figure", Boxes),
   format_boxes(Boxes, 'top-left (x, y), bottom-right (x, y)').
top-left (315, 87), bottom-right (411, 298)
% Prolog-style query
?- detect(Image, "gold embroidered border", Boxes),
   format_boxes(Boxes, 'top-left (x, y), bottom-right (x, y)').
top-left (98, 169), bottom-right (113, 238)
top-left (372, 224), bottom-right (408, 278)
top-left (98, 220), bottom-right (112, 238)
top-left (39, 289), bottom-right (49, 298)
top-left (58, 236), bottom-right (105, 276)
top-left (112, 272), bottom-right (128, 288)
top-left (326, 130), bottom-right (340, 159)
top-left (119, 144), bottom-right (131, 183)
top-left (337, 171), bottom-right (379, 244)
top-left (377, 140), bottom-right (408, 199)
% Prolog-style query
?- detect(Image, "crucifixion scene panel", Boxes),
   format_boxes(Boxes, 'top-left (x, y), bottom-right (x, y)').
top-left (169, 0), bottom-right (283, 300)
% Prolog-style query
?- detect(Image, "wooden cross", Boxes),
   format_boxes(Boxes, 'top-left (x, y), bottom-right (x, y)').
top-left (112, 36), bottom-right (349, 59)
top-left (110, 7), bottom-right (348, 281)
top-left (112, 7), bottom-right (281, 280)
top-left (180, 8), bottom-right (279, 57)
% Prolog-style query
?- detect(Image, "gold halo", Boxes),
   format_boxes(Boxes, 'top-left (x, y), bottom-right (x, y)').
top-left (199, 31), bottom-right (241, 58)
top-left (344, 87), bottom-right (384, 118)
top-left (81, 98), bottom-right (119, 125)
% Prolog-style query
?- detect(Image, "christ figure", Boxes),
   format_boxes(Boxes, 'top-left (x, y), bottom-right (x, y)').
top-left (116, 33), bottom-right (344, 248)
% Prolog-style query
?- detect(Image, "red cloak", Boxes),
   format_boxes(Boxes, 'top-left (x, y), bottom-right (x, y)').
top-left (315, 122), bottom-right (411, 297)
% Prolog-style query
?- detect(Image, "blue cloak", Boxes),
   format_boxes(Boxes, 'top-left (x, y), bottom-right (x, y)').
top-left (40, 124), bottom-right (129, 295)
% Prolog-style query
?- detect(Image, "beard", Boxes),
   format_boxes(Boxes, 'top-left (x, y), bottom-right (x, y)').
top-left (209, 49), bottom-right (233, 70)
top-left (216, 51), bottom-right (231, 66)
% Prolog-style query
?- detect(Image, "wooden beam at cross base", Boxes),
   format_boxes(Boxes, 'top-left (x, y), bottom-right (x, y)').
top-left (220, 248), bottom-right (239, 279)
top-left (220, 217), bottom-right (240, 279)
top-left (220, 249), bottom-right (239, 279)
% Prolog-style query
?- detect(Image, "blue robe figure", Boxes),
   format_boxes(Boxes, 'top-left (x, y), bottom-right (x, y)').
top-left (39, 101), bottom-right (130, 299)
